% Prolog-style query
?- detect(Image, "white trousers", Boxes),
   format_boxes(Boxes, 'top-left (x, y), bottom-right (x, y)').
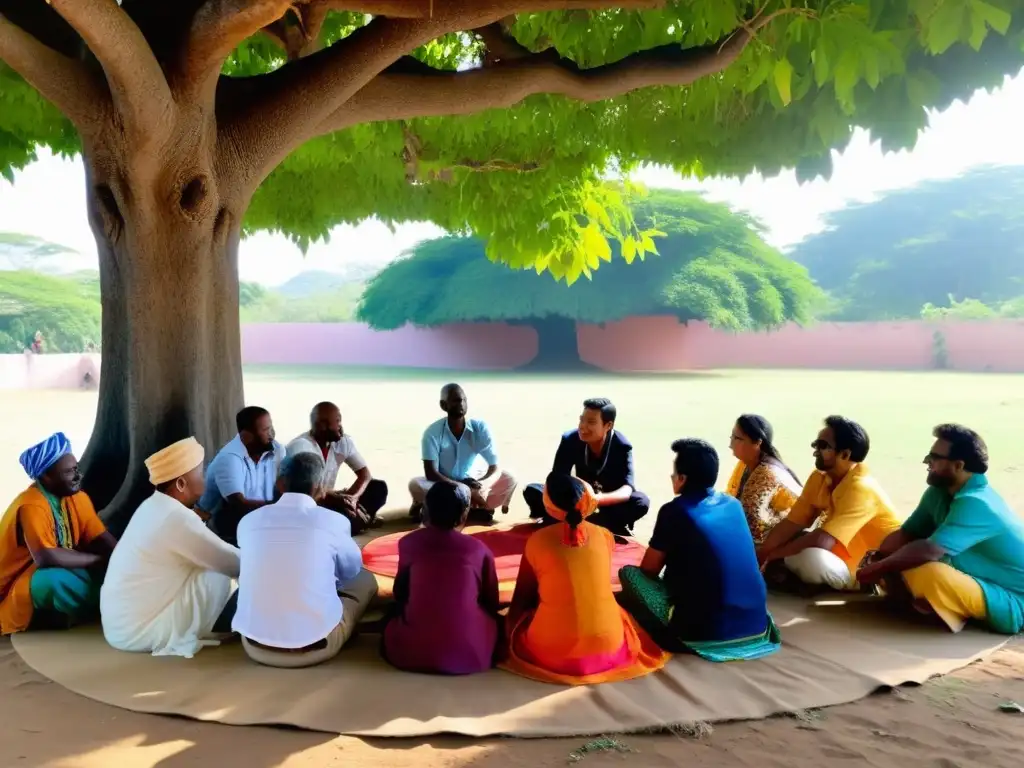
top-left (784, 548), bottom-right (856, 591)
top-left (408, 470), bottom-right (517, 511)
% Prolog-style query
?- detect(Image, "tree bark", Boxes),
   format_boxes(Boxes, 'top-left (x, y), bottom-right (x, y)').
top-left (77, 139), bottom-right (244, 536)
top-left (519, 315), bottom-right (595, 371)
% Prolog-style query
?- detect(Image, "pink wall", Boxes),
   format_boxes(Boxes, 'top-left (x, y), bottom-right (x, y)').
top-left (5, 319), bottom-right (1022, 390)
top-left (240, 322), bottom-right (537, 369)
top-left (577, 317), bottom-right (1024, 372)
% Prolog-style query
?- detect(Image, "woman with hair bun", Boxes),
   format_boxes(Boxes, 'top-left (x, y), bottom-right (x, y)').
top-left (726, 414), bottom-right (803, 542)
top-left (500, 472), bottom-right (668, 685)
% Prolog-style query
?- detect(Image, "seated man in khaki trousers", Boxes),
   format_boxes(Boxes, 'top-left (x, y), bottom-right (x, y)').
top-left (408, 382), bottom-right (517, 523)
top-left (233, 453), bottom-right (377, 668)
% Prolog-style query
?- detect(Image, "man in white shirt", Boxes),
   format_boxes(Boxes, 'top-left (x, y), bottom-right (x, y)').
top-left (286, 401), bottom-right (388, 535)
top-left (233, 452), bottom-right (378, 668)
top-left (101, 437), bottom-right (240, 658)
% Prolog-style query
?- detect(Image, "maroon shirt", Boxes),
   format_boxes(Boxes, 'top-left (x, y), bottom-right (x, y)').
top-left (383, 526), bottom-right (500, 675)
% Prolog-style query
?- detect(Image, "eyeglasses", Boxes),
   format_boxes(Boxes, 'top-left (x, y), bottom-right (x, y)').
top-left (811, 440), bottom-right (834, 451)
top-left (924, 452), bottom-right (952, 464)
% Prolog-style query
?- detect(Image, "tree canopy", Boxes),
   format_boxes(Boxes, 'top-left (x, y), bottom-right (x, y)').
top-left (790, 165), bottom-right (1024, 320)
top-left (358, 188), bottom-right (821, 330)
top-left (4, 2), bottom-right (1024, 282)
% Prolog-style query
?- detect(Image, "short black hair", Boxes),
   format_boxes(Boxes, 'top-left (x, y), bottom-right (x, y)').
top-left (237, 406), bottom-right (270, 434)
top-left (933, 423), bottom-right (989, 474)
top-left (671, 438), bottom-right (719, 493)
top-left (583, 398), bottom-right (616, 424)
top-left (425, 482), bottom-right (470, 530)
top-left (278, 453), bottom-right (323, 496)
top-left (824, 415), bottom-right (870, 462)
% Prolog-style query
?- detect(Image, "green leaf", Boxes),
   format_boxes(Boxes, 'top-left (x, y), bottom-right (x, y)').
top-left (812, 43), bottom-right (830, 87)
top-left (973, 0), bottom-right (1012, 34)
top-left (926, 1), bottom-right (969, 54)
top-left (773, 58), bottom-right (794, 106)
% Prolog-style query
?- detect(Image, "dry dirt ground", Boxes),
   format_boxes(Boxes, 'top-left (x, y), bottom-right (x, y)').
top-left (3, 637), bottom-right (1024, 767)
top-left (3, 368), bottom-right (1024, 767)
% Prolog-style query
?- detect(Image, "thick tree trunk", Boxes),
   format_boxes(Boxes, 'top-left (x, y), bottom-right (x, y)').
top-left (77, 134), bottom-right (244, 536)
top-left (519, 315), bottom-right (595, 372)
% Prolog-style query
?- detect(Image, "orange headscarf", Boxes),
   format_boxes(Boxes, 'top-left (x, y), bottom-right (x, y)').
top-left (542, 478), bottom-right (599, 547)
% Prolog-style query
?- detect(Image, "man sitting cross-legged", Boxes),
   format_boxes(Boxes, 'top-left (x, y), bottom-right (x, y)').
top-left (409, 383), bottom-right (517, 523)
top-left (618, 439), bottom-right (779, 661)
top-left (523, 398), bottom-right (650, 536)
top-left (287, 401), bottom-right (388, 535)
top-left (0, 433), bottom-right (117, 634)
top-left (233, 453), bottom-right (378, 668)
top-left (858, 424), bottom-right (1024, 634)
top-left (200, 406), bottom-right (285, 545)
top-left (758, 415), bottom-right (901, 594)
top-left (101, 437), bottom-right (240, 657)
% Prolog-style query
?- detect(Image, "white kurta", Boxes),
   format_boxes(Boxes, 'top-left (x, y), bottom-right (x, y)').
top-left (101, 491), bottom-right (240, 658)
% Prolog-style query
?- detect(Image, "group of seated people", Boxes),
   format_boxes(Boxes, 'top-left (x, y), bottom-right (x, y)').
top-left (1, 384), bottom-right (1022, 687)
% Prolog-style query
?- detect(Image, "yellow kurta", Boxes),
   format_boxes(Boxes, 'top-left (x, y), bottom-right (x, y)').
top-left (786, 464), bottom-right (901, 576)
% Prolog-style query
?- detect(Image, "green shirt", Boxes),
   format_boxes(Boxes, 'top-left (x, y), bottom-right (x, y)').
top-left (903, 475), bottom-right (1024, 634)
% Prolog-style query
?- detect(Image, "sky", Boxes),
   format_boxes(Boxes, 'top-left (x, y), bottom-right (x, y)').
top-left (1, 69), bottom-right (1022, 286)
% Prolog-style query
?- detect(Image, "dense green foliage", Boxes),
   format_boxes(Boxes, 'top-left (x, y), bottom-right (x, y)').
top-left (357, 189), bottom-right (822, 331)
top-left (239, 282), bottom-right (363, 323)
top-left (0, 270), bottom-right (101, 352)
top-left (790, 166), bottom-right (1024, 320)
top-left (922, 294), bottom-right (1024, 319)
top-left (0, 266), bottom-right (363, 347)
top-left (5, 2), bottom-right (1024, 280)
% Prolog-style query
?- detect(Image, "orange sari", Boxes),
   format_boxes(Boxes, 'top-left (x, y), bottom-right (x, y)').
top-left (500, 481), bottom-right (669, 685)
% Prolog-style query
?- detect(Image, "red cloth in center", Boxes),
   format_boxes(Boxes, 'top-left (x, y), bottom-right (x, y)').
top-left (363, 522), bottom-right (645, 589)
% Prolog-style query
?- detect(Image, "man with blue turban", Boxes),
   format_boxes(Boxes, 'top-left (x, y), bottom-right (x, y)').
top-left (0, 433), bottom-right (117, 634)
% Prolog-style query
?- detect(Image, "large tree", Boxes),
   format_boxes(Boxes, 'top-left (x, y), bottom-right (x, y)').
top-left (790, 165), bottom-right (1024, 320)
top-left (358, 189), bottom-right (821, 368)
top-left (1, 1), bottom-right (1022, 528)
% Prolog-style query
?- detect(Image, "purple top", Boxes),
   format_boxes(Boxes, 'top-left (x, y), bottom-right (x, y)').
top-left (383, 526), bottom-right (500, 675)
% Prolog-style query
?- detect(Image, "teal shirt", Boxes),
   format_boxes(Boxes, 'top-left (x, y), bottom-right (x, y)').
top-left (903, 475), bottom-right (1024, 634)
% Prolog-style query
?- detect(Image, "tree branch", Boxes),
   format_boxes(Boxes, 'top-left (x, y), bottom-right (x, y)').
top-left (182, 0), bottom-right (294, 97)
top-left (477, 22), bottom-right (532, 65)
top-left (0, 8), bottom-right (108, 132)
top-left (323, 11), bottom-right (797, 132)
top-left (220, 0), bottom-right (669, 189)
top-left (48, 0), bottom-right (174, 140)
top-left (342, 0), bottom-right (665, 15)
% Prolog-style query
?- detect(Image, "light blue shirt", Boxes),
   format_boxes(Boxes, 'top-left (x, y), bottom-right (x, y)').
top-left (199, 435), bottom-right (285, 521)
top-left (421, 417), bottom-right (498, 480)
top-left (903, 474), bottom-right (1024, 634)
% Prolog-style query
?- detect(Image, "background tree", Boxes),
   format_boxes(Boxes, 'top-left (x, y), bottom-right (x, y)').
top-left (0, 271), bottom-right (102, 352)
top-left (790, 165), bottom-right (1024, 320)
top-left (358, 189), bottom-right (821, 368)
top-left (2, 2), bottom-right (1022, 527)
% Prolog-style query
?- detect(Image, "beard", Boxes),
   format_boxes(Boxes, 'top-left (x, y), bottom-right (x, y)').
top-left (814, 456), bottom-right (828, 471)
top-left (926, 471), bottom-right (953, 487)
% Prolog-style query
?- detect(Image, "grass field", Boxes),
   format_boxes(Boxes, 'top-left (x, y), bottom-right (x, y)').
top-left (2, 367), bottom-right (1022, 541)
